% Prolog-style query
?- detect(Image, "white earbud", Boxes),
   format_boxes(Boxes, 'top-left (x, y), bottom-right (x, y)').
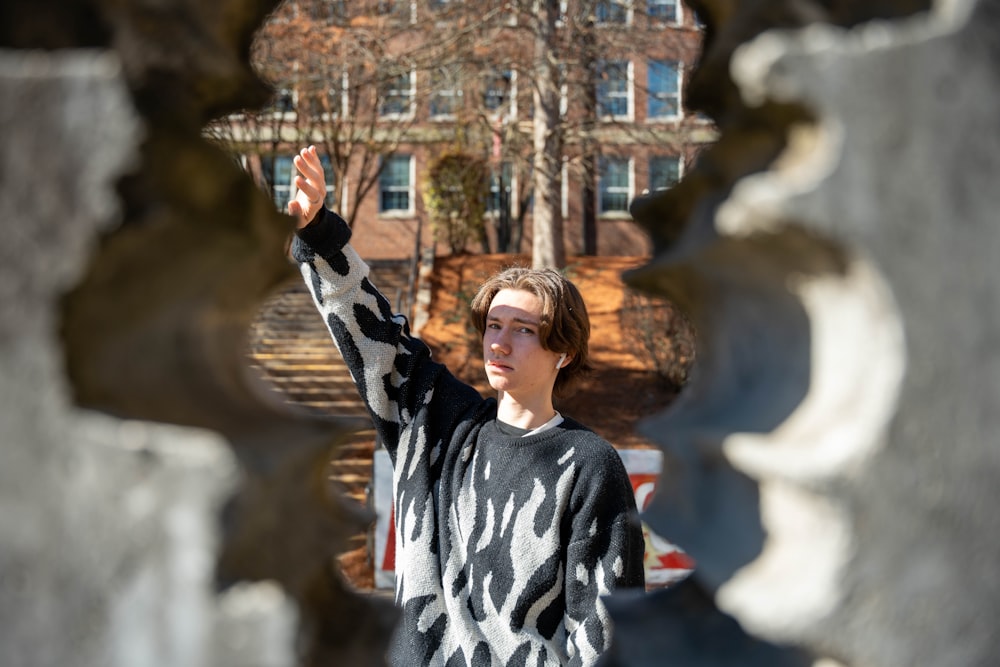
top-left (555, 353), bottom-right (567, 370)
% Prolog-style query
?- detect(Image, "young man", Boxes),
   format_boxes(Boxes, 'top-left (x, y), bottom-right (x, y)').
top-left (288, 146), bottom-right (644, 667)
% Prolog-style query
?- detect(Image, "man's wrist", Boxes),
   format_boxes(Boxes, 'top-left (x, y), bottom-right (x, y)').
top-left (292, 207), bottom-right (352, 262)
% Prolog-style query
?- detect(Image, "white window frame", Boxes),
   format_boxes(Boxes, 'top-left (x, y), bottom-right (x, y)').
top-left (596, 60), bottom-right (634, 121)
top-left (487, 162), bottom-right (516, 221)
top-left (378, 0), bottom-right (416, 23)
top-left (268, 87), bottom-right (297, 122)
top-left (595, 0), bottom-right (632, 25)
top-left (266, 154), bottom-right (335, 211)
top-left (598, 156), bottom-right (634, 216)
top-left (324, 69), bottom-right (350, 121)
top-left (484, 67), bottom-right (515, 120)
top-left (379, 154), bottom-right (415, 216)
top-left (647, 0), bottom-right (681, 25)
top-left (267, 155), bottom-right (295, 210)
top-left (647, 154), bottom-right (682, 193)
top-left (430, 65), bottom-right (463, 120)
top-left (647, 59), bottom-right (682, 121)
top-left (379, 70), bottom-right (416, 119)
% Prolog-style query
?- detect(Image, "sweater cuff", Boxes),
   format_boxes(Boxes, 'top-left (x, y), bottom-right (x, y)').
top-left (291, 207), bottom-right (352, 262)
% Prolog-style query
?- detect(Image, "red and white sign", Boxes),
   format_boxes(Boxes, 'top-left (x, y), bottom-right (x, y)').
top-left (615, 448), bottom-right (695, 589)
top-left (371, 447), bottom-right (694, 590)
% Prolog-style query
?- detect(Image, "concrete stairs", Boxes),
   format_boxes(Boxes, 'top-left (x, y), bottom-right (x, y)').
top-left (247, 259), bottom-right (416, 589)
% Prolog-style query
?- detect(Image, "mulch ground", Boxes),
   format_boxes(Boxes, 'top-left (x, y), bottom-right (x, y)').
top-left (418, 253), bottom-right (683, 450)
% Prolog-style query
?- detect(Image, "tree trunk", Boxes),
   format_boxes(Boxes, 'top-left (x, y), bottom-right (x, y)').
top-left (581, 13), bottom-right (598, 256)
top-left (531, 0), bottom-right (565, 270)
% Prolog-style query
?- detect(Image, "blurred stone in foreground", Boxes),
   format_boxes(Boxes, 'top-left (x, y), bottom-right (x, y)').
top-left (624, 1), bottom-right (1000, 665)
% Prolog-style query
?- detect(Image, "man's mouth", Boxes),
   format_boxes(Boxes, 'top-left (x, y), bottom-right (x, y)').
top-left (487, 360), bottom-right (512, 371)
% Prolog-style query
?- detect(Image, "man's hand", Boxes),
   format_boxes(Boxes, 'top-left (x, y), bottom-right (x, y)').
top-left (288, 145), bottom-right (327, 229)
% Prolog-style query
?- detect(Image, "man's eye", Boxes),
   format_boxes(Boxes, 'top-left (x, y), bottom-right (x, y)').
top-left (487, 323), bottom-right (501, 330)
top-left (519, 327), bottom-right (535, 334)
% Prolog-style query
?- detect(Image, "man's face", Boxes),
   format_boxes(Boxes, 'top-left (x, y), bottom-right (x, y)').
top-left (482, 288), bottom-right (562, 400)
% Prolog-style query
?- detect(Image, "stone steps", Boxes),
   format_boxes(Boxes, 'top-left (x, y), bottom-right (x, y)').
top-left (247, 260), bottom-right (413, 590)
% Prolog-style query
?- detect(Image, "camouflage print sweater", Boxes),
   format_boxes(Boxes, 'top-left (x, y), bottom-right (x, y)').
top-left (292, 209), bottom-right (645, 667)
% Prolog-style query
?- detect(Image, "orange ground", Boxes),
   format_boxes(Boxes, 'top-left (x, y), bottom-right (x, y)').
top-left (419, 254), bottom-right (681, 450)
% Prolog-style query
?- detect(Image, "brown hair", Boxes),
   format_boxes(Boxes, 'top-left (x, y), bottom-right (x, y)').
top-left (470, 267), bottom-right (592, 397)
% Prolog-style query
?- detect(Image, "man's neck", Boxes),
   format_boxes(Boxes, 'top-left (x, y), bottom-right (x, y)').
top-left (496, 391), bottom-right (557, 430)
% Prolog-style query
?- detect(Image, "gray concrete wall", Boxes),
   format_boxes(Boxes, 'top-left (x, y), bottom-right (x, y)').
top-left (3, 0), bottom-right (999, 666)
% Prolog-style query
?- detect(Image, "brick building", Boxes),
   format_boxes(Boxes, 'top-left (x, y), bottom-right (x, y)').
top-left (221, 0), bottom-right (713, 260)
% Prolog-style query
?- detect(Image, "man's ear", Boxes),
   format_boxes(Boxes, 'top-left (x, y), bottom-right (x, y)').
top-left (556, 352), bottom-right (568, 370)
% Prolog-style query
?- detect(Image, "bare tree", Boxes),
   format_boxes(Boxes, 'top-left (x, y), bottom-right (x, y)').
top-left (208, 0), bottom-right (706, 261)
top-left (528, 0), bottom-right (566, 269)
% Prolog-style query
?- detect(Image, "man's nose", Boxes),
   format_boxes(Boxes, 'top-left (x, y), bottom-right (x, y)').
top-left (490, 332), bottom-right (510, 353)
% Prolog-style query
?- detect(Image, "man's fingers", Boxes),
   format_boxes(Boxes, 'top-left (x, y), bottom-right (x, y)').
top-left (294, 175), bottom-right (321, 204)
top-left (294, 146), bottom-right (324, 183)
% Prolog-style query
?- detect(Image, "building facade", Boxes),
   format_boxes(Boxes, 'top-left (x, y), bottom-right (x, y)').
top-left (218, 0), bottom-right (713, 259)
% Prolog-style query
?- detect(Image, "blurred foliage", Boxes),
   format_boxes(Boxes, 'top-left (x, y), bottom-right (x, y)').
top-left (619, 288), bottom-right (697, 390)
top-left (424, 151), bottom-right (489, 254)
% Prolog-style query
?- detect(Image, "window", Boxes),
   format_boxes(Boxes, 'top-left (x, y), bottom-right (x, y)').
top-left (596, 60), bottom-right (631, 119)
top-left (263, 154), bottom-right (334, 210)
top-left (312, 0), bottom-right (347, 22)
top-left (326, 69), bottom-right (349, 119)
top-left (430, 65), bottom-right (462, 119)
top-left (379, 71), bottom-right (414, 117)
top-left (263, 155), bottom-right (294, 209)
top-left (268, 88), bottom-right (295, 114)
top-left (647, 59), bottom-right (680, 119)
top-left (647, 0), bottom-right (678, 23)
top-left (487, 162), bottom-right (513, 215)
top-left (484, 68), bottom-right (513, 115)
top-left (380, 155), bottom-right (413, 213)
top-left (595, 0), bottom-right (629, 24)
top-left (599, 157), bottom-right (632, 214)
top-left (649, 155), bottom-right (681, 191)
top-left (378, 0), bottom-right (412, 20)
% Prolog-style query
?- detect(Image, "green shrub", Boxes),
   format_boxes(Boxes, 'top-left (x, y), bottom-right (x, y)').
top-left (424, 151), bottom-right (488, 255)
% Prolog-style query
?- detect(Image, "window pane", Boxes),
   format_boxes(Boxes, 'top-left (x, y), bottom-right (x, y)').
top-left (484, 68), bottom-right (512, 112)
top-left (430, 65), bottom-right (461, 118)
top-left (313, 0), bottom-right (347, 22)
top-left (262, 155), bottom-right (294, 209)
top-left (648, 59), bottom-right (679, 118)
top-left (267, 88), bottom-right (294, 113)
top-left (263, 154), bottom-right (336, 210)
top-left (647, 0), bottom-right (677, 22)
top-left (596, 1), bottom-right (628, 23)
top-left (380, 73), bottom-right (412, 116)
top-left (488, 162), bottom-right (513, 214)
top-left (378, 0), bottom-right (409, 18)
top-left (380, 155), bottom-right (411, 212)
top-left (599, 157), bottom-right (630, 213)
top-left (597, 61), bottom-right (629, 117)
top-left (649, 155), bottom-right (680, 190)
top-left (319, 155), bottom-right (335, 206)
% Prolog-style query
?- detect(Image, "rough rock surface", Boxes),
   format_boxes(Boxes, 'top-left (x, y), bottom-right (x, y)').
top-left (3, 0), bottom-right (999, 666)
top-left (623, 0), bottom-right (1000, 665)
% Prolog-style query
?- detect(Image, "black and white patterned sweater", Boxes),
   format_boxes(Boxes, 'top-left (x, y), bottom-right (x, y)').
top-left (292, 209), bottom-right (645, 667)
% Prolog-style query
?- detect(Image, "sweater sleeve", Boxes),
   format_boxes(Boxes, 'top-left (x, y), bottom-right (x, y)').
top-left (563, 448), bottom-right (645, 666)
top-left (291, 208), bottom-right (474, 460)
